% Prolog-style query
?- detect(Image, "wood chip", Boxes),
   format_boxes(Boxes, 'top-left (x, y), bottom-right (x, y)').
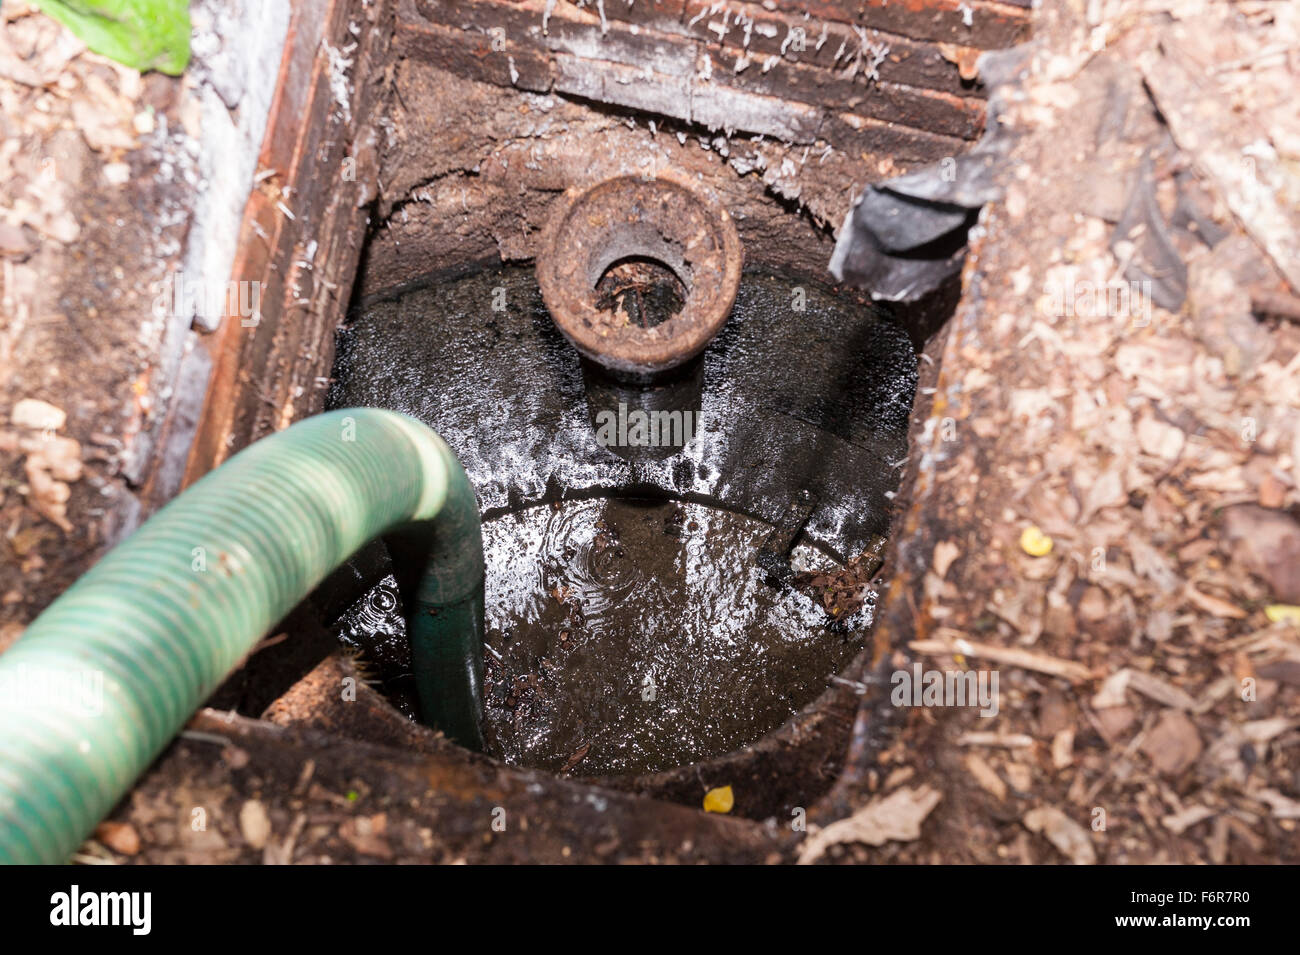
top-left (932, 540), bottom-right (961, 578)
top-left (0, 29), bottom-right (42, 86)
top-left (1255, 789), bottom-right (1300, 819)
top-left (263, 812), bottom-right (307, 865)
top-left (1095, 668), bottom-right (1198, 711)
top-left (1023, 806), bottom-right (1096, 865)
top-left (1051, 727), bottom-right (1075, 769)
top-left (1141, 710), bottom-right (1202, 776)
top-left (964, 752), bottom-right (1007, 800)
top-left (1092, 669), bottom-right (1134, 708)
top-left (1126, 669), bottom-right (1198, 711)
top-left (797, 786), bottom-right (941, 864)
top-left (958, 731), bottom-right (1036, 748)
top-left (339, 813), bottom-right (392, 859)
top-left (1241, 717), bottom-right (1294, 743)
top-left (1161, 805), bottom-right (1216, 835)
top-left (1184, 583), bottom-right (1247, 619)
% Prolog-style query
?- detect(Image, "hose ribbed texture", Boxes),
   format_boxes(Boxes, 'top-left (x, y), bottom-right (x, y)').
top-left (0, 409), bottom-right (484, 864)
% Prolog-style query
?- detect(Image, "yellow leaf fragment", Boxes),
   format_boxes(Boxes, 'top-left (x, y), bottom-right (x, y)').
top-left (703, 785), bottom-right (734, 814)
top-left (1020, 525), bottom-right (1053, 557)
top-left (1265, 604), bottom-right (1300, 625)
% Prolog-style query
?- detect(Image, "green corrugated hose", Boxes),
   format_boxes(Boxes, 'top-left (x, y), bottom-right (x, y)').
top-left (0, 409), bottom-right (485, 864)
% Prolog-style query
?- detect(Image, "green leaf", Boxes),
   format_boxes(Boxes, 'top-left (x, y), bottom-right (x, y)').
top-left (31, 0), bottom-right (191, 75)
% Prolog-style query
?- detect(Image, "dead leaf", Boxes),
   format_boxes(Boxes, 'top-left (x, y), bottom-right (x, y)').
top-left (937, 42), bottom-right (980, 81)
top-left (702, 785), bottom-right (734, 814)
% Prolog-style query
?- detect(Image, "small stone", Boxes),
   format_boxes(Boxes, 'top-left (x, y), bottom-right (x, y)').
top-left (11, 398), bottom-right (66, 431)
top-left (94, 820), bottom-right (140, 856)
top-left (239, 799), bottom-right (272, 849)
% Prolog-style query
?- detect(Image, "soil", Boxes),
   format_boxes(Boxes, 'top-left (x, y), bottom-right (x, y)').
top-left (0, 5), bottom-right (195, 641)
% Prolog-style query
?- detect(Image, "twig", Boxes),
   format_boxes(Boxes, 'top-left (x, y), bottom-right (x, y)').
top-left (910, 633), bottom-right (1094, 682)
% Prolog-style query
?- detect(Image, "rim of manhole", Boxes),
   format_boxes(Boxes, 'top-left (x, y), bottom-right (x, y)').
top-left (536, 171), bottom-right (743, 377)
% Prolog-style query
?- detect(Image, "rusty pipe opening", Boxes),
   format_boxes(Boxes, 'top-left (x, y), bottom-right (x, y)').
top-left (536, 171), bottom-right (743, 378)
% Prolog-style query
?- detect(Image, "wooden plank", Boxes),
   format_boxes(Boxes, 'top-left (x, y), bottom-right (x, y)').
top-left (184, 0), bottom-right (396, 484)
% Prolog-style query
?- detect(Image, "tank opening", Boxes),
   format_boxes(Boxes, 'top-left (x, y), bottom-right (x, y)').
top-left (182, 0), bottom-right (1031, 828)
